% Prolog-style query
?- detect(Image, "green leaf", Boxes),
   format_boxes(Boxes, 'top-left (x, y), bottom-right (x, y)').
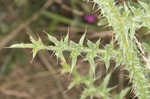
top-left (98, 18), bottom-right (108, 26)
top-left (85, 51), bottom-right (96, 75)
top-left (79, 33), bottom-right (86, 46)
top-left (114, 88), bottom-right (129, 99)
top-left (80, 89), bottom-right (90, 99)
top-left (139, 1), bottom-right (149, 12)
top-left (47, 34), bottom-right (59, 45)
top-left (97, 74), bottom-right (112, 98)
top-left (9, 43), bottom-right (34, 48)
top-left (68, 75), bottom-right (80, 89)
top-left (71, 50), bottom-right (79, 72)
top-left (29, 36), bottom-right (36, 43)
top-left (60, 62), bottom-right (71, 73)
top-left (32, 48), bottom-right (39, 59)
top-left (55, 49), bottom-right (66, 62)
top-left (96, 39), bottom-right (101, 48)
top-left (64, 34), bottom-right (69, 45)
top-left (87, 40), bottom-right (94, 49)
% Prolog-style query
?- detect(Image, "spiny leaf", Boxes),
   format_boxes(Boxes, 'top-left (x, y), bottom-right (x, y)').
top-left (114, 88), bottom-right (129, 99)
top-left (96, 39), bottom-right (101, 48)
top-left (97, 74), bottom-right (112, 98)
top-left (9, 43), bottom-right (33, 48)
top-left (101, 43), bottom-right (113, 70)
top-left (80, 89), bottom-right (91, 99)
top-left (87, 40), bottom-right (94, 49)
top-left (70, 40), bottom-right (78, 48)
top-left (98, 18), bottom-right (108, 26)
top-left (29, 35), bottom-right (36, 43)
top-left (71, 50), bottom-right (80, 72)
top-left (55, 49), bottom-right (66, 62)
top-left (68, 75), bottom-right (80, 90)
top-left (47, 34), bottom-right (59, 45)
top-left (101, 73), bottom-right (111, 89)
top-left (60, 62), bottom-right (71, 73)
top-left (79, 33), bottom-right (86, 46)
top-left (85, 51), bottom-right (96, 75)
top-left (64, 33), bottom-right (69, 45)
top-left (32, 48), bottom-right (39, 59)
top-left (139, 1), bottom-right (149, 12)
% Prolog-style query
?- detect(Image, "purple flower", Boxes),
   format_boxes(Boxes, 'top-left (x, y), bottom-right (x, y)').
top-left (84, 15), bottom-right (96, 23)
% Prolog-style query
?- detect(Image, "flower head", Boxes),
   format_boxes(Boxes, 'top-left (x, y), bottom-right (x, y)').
top-left (84, 15), bottom-right (96, 23)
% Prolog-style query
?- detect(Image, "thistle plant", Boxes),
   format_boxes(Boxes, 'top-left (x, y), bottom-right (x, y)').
top-left (10, 0), bottom-right (150, 99)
